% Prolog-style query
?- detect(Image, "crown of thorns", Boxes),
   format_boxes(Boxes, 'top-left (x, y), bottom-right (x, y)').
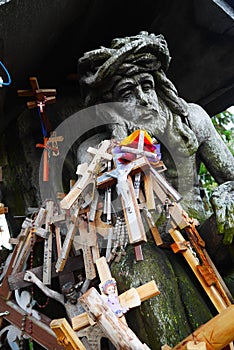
top-left (78, 31), bottom-right (171, 92)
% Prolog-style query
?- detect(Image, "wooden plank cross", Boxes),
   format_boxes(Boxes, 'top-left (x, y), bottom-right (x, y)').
top-left (50, 318), bottom-right (87, 350)
top-left (60, 140), bottom-right (112, 210)
top-left (36, 131), bottom-right (64, 181)
top-left (17, 76), bottom-right (56, 109)
top-left (55, 206), bottom-right (80, 272)
top-left (43, 200), bottom-right (54, 285)
top-left (17, 77), bottom-right (61, 181)
top-left (72, 256), bottom-right (160, 350)
top-left (78, 287), bottom-right (151, 350)
top-left (0, 297), bottom-right (64, 350)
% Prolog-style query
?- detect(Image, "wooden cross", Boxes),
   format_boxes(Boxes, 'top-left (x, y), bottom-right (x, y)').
top-left (60, 140), bottom-right (112, 210)
top-left (55, 205), bottom-right (80, 272)
top-left (0, 221), bottom-right (34, 300)
top-left (97, 157), bottom-right (148, 261)
top-left (72, 256), bottom-right (160, 350)
top-left (168, 305), bottom-right (234, 350)
top-left (50, 318), bottom-right (87, 350)
top-left (78, 287), bottom-right (152, 350)
top-left (149, 166), bottom-right (233, 315)
top-left (23, 269), bottom-right (85, 321)
top-left (17, 76), bottom-right (56, 110)
top-left (127, 130), bottom-right (146, 260)
top-left (43, 200), bottom-right (54, 285)
top-left (0, 297), bottom-right (64, 350)
top-left (73, 215), bottom-right (100, 280)
top-left (36, 131), bottom-right (64, 181)
top-left (17, 77), bottom-right (61, 181)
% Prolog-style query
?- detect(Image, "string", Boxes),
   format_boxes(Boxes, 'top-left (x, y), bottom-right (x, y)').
top-left (0, 61), bottom-right (11, 86)
top-left (37, 107), bottom-right (47, 137)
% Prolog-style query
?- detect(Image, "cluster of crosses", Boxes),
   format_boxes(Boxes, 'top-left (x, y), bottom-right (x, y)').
top-left (0, 78), bottom-right (233, 349)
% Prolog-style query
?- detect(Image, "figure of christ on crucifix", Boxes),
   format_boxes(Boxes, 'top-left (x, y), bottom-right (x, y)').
top-left (23, 270), bottom-right (89, 321)
top-left (74, 31), bottom-right (234, 348)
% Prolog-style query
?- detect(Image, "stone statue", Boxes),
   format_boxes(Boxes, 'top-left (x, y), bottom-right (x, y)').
top-left (77, 32), bottom-right (234, 348)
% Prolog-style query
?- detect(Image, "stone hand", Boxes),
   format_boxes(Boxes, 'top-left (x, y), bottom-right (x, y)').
top-left (210, 181), bottom-right (234, 244)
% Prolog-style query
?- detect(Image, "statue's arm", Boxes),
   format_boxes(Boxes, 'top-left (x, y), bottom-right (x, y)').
top-left (24, 270), bottom-right (65, 305)
top-left (188, 103), bottom-right (234, 183)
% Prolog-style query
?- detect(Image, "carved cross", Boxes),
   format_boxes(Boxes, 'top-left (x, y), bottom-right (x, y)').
top-left (36, 131), bottom-right (64, 181)
top-left (60, 140), bottom-right (112, 210)
top-left (123, 131), bottom-right (146, 261)
top-left (72, 256), bottom-right (160, 350)
top-left (97, 157), bottom-right (148, 261)
top-left (78, 287), bottom-right (152, 350)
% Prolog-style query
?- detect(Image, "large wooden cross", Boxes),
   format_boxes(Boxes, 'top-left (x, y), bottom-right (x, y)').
top-left (71, 257), bottom-right (160, 350)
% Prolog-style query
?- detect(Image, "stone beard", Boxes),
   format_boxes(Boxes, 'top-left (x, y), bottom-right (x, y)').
top-left (99, 97), bottom-right (198, 159)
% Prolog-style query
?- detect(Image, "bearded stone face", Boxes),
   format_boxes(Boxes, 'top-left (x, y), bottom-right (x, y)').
top-left (109, 72), bottom-right (168, 137)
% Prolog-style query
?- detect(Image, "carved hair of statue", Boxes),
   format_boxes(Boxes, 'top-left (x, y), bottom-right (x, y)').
top-left (78, 31), bottom-right (188, 117)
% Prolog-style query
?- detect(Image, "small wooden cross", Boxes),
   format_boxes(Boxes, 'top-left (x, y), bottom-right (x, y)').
top-left (36, 131), bottom-right (64, 181)
top-left (50, 318), bottom-right (87, 350)
top-left (0, 202), bottom-right (8, 215)
top-left (17, 77), bottom-right (61, 182)
top-left (78, 287), bottom-right (152, 349)
top-left (73, 215), bottom-right (100, 280)
top-left (60, 140), bottom-right (112, 210)
top-left (148, 166), bottom-right (232, 314)
top-left (97, 157), bottom-right (148, 261)
top-left (43, 200), bottom-right (54, 285)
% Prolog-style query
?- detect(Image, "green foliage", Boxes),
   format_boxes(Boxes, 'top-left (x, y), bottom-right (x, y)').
top-left (212, 110), bottom-right (234, 154)
top-left (199, 109), bottom-right (234, 198)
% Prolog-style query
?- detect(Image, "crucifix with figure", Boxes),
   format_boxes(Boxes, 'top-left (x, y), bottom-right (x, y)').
top-left (17, 77), bottom-right (63, 181)
top-left (53, 256), bottom-right (160, 350)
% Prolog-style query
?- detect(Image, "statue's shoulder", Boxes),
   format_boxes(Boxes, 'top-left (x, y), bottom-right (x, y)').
top-left (187, 103), bottom-right (214, 142)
